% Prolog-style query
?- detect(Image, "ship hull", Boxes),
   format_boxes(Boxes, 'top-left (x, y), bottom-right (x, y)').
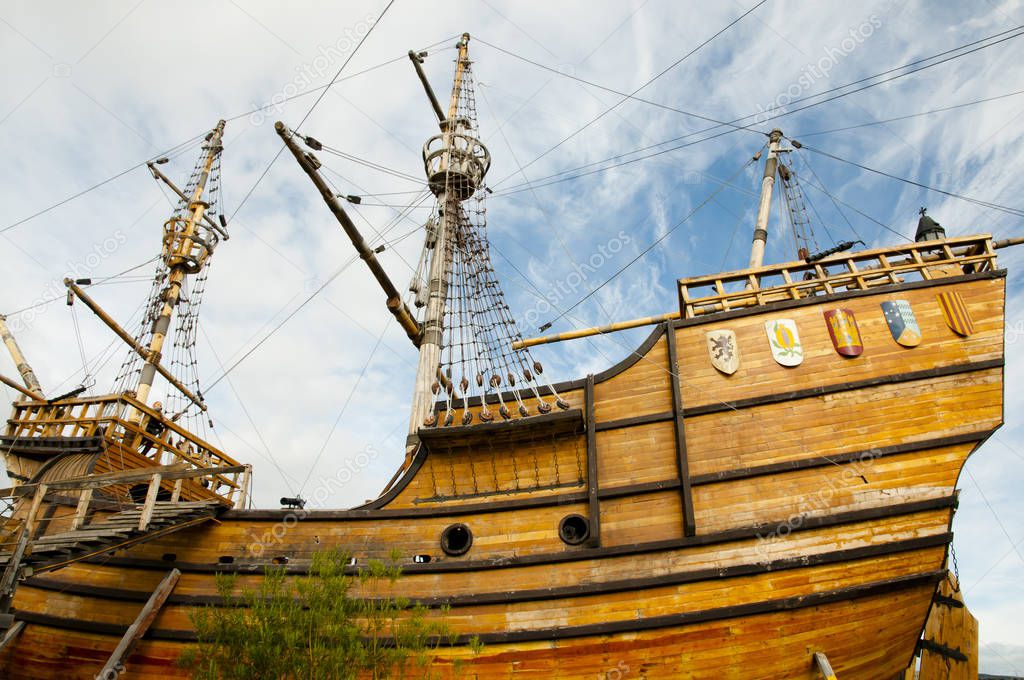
top-left (0, 268), bottom-right (1006, 678)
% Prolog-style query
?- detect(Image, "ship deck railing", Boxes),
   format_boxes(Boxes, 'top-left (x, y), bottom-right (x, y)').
top-left (4, 394), bottom-right (249, 507)
top-left (677, 234), bottom-right (997, 318)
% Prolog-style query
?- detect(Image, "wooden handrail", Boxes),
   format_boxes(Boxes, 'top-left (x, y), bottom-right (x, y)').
top-left (678, 235), bottom-right (997, 319)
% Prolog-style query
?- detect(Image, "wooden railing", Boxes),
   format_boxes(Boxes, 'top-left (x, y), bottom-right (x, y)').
top-left (677, 235), bottom-right (997, 318)
top-left (4, 394), bottom-right (248, 507)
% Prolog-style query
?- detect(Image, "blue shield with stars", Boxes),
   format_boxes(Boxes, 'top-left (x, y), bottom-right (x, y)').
top-left (881, 300), bottom-right (922, 347)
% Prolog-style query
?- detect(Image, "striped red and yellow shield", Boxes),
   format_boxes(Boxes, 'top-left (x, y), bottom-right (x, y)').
top-left (937, 290), bottom-right (974, 336)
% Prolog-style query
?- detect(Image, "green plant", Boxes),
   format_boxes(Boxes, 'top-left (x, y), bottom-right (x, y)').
top-left (180, 549), bottom-right (470, 679)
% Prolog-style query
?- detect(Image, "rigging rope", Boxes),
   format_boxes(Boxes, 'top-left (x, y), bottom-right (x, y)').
top-left (538, 154), bottom-right (757, 330)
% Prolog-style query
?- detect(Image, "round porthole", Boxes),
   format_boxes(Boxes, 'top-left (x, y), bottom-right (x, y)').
top-left (440, 523), bottom-right (473, 556)
top-left (559, 514), bottom-right (590, 545)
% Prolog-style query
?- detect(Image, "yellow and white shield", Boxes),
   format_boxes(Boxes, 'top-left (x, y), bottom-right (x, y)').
top-left (705, 329), bottom-right (740, 375)
top-left (764, 318), bottom-right (803, 367)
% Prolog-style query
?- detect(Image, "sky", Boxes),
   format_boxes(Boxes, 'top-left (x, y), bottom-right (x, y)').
top-left (0, 0), bottom-right (1022, 672)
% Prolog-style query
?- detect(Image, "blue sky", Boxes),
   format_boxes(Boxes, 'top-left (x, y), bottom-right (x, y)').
top-left (0, 0), bottom-right (1022, 672)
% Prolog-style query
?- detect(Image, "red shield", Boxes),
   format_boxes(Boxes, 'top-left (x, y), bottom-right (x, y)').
top-left (823, 308), bottom-right (863, 357)
top-left (937, 290), bottom-right (974, 336)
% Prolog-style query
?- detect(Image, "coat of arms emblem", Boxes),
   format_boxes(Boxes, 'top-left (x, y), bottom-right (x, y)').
top-left (823, 308), bottom-right (863, 357)
top-left (881, 300), bottom-right (922, 347)
top-left (764, 319), bottom-right (803, 366)
top-left (705, 329), bottom-right (740, 374)
top-left (937, 290), bottom-right (974, 336)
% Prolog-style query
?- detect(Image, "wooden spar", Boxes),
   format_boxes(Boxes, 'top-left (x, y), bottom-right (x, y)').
top-left (274, 121), bottom-right (422, 347)
top-left (146, 162), bottom-right (228, 240)
top-left (994, 236), bottom-right (1024, 249)
top-left (97, 569), bottom-right (180, 678)
top-left (409, 33), bottom-right (474, 438)
top-left (513, 311), bottom-right (680, 349)
top-left (409, 50), bottom-right (445, 123)
top-left (748, 129), bottom-right (783, 269)
top-left (0, 373), bottom-right (44, 402)
top-left (136, 120), bottom-right (225, 410)
top-left (0, 315), bottom-right (42, 397)
top-left (63, 280), bottom-right (207, 411)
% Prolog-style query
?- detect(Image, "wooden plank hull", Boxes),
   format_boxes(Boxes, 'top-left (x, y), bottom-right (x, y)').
top-left (0, 270), bottom-right (1006, 677)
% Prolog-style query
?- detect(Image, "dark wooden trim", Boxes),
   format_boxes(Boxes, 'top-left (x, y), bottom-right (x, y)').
top-left (673, 269), bottom-right (1006, 330)
top-left (231, 430), bottom-right (989, 522)
top-left (89, 495), bottom-right (957, 575)
top-left (690, 430), bottom-right (992, 485)
top-left (25, 532), bottom-right (951, 610)
top-left (933, 593), bottom-right (964, 609)
top-left (918, 638), bottom-right (969, 662)
top-left (683, 358), bottom-right (1004, 417)
top-left (417, 409), bottom-right (584, 452)
top-left (16, 570), bottom-right (945, 645)
top-left (594, 410), bottom-right (673, 432)
top-left (584, 374), bottom-right (600, 548)
top-left (664, 322), bottom-right (696, 537)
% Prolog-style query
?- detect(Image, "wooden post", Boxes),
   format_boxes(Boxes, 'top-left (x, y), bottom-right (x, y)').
top-left (138, 474), bottom-right (162, 531)
top-left (814, 652), bottom-right (838, 680)
top-left (98, 569), bottom-right (180, 678)
top-left (0, 315), bottom-right (43, 398)
top-left (70, 488), bottom-right (93, 531)
top-left (233, 465), bottom-right (252, 509)
top-left (584, 375), bottom-right (601, 548)
top-left (170, 479), bottom-right (183, 503)
top-left (665, 323), bottom-right (696, 537)
top-left (24, 483), bottom-right (48, 537)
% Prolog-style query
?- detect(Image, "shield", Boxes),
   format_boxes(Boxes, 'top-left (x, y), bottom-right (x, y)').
top-left (765, 318), bottom-right (804, 367)
top-left (823, 308), bottom-right (863, 357)
top-left (881, 300), bottom-right (922, 347)
top-left (705, 329), bottom-right (740, 375)
top-left (937, 290), bottom-right (974, 336)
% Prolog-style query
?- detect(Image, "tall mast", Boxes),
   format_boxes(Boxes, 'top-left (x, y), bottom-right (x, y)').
top-left (134, 120), bottom-right (225, 411)
top-left (409, 33), bottom-right (489, 437)
top-left (0, 315), bottom-right (42, 399)
top-left (748, 128), bottom-right (784, 269)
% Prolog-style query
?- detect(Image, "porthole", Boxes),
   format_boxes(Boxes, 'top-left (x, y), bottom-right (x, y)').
top-left (218, 555), bottom-right (235, 564)
top-left (413, 554), bottom-right (432, 564)
top-left (559, 514), bottom-right (590, 546)
top-left (440, 523), bottom-right (473, 556)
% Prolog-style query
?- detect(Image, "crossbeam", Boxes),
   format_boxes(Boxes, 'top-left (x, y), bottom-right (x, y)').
top-left (98, 569), bottom-right (180, 678)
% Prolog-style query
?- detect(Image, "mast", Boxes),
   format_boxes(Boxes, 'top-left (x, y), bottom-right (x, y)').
top-left (134, 120), bottom-right (225, 412)
top-left (0, 315), bottom-right (42, 399)
top-left (409, 33), bottom-right (489, 437)
top-left (748, 128), bottom-right (784, 269)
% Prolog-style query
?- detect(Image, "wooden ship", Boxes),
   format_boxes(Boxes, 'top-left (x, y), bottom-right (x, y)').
top-left (0, 33), bottom-right (1018, 679)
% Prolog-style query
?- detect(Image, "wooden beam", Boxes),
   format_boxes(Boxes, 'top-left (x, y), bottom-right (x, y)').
top-left (664, 323), bottom-right (696, 537)
top-left (70, 488), bottom-right (92, 531)
top-left (138, 474), bottom-right (162, 531)
top-left (0, 372), bottom-right (43, 402)
top-left (0, 620), bottom-right (25, 652)
top-left (584, 374), bottom-right (600, 548)
top-left (23, 483), bottom-right (48, 536)
top-left (513, 311), bottom-right (680, 349)
top-left (63, 280), bottom-right (207, 411)
top-left (814, 652), bottom-right (838, 680)
top-left (0, 464), bottom-right (247, 496)
top-left (97, 569), bottom-right (180, 678)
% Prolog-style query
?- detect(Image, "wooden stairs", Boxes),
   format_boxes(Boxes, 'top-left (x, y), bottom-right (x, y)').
top-left (14, 499), bottom-right (222, 571)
